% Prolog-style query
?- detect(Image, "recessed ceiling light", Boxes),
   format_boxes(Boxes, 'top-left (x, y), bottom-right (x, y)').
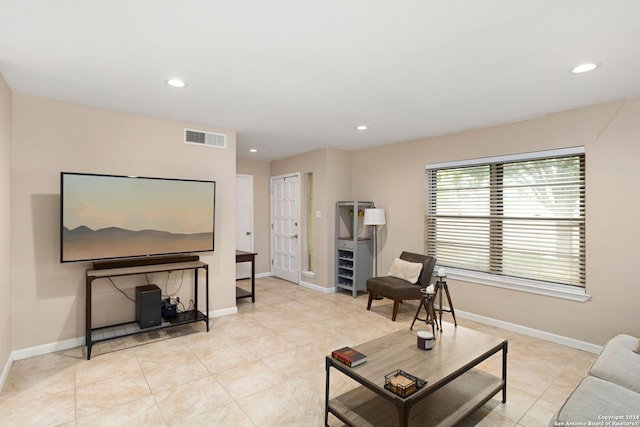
top-left (167, 79), bottom-right (187, 88)
top-left (249, 148), bottom-right (258, 153)
top-left (571, 63), bottom-right (599, 74)
top-left (355, 125), bottom-right (369, 131)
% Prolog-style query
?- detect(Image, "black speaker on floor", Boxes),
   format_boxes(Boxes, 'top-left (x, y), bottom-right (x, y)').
top-left (136, 284), bottom-right (161, 329)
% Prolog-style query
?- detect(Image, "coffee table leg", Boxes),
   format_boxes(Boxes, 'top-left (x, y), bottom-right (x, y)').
top-left (397, 402), bottom-right (409, 426)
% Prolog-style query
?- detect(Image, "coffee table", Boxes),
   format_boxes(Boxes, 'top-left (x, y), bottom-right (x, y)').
top-left (324, 325), bottom-right (507, 426)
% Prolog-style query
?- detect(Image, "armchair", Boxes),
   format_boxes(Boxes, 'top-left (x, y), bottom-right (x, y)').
top-left (366, 252), bottom-right (436, 321)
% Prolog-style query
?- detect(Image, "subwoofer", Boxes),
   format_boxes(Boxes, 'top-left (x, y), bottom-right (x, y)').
top-left (136, 284), bottom-right (161, 329)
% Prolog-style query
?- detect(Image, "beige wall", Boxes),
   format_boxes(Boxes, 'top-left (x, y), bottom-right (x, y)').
top-left (11, 95), bottom-right (237, 351)
top-left (0, 74), bottom-right (12, 370)
top-left (271, 148), bottom-right (352, 289)
top-left (6, 77), bottom-right (638, 358)
top-left (352, 98), bottom-right (640, 346)
top-left (236, 158), bottom-right (271, 275)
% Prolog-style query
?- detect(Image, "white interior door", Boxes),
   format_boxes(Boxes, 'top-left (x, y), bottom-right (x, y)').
top-left (270, 173), bottom-right (300, 283)
top-left (236, 174), bottom-right (253, 279)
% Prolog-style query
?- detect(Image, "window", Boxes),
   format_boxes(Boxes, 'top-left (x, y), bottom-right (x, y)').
top-left (425, 148), bottom-right (585, 289)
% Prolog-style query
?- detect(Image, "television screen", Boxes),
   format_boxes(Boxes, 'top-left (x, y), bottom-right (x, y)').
top-left (60, 172), bottom-right (215, 263)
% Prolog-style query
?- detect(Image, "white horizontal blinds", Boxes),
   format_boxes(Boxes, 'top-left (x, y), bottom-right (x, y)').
top-left (426, 153), bottom-right (585, 287)
top-left (426, 165), bottom-right (492, 272)
top-left (500, 156), bottom-right (585, 285)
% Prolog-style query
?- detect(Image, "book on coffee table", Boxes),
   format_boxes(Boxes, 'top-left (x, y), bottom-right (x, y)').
top-left (331, 346), bottom-right (367, 367)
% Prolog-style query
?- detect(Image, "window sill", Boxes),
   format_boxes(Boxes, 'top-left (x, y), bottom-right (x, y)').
top-left (439, 267), bottom-right (591, 302)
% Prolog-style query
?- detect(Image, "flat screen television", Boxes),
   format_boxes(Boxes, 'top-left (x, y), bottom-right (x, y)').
top-left (60, 172), bottom-right (215, 263)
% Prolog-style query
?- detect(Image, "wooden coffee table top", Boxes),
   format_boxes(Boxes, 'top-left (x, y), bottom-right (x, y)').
top-left (342, 325), bottom-right (506, 398)
top-left (326, 325), bottom-right (507, 426)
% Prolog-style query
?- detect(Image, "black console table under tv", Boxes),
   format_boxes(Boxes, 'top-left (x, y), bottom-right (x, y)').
top-left (85, 256), bottom-right (209, 359)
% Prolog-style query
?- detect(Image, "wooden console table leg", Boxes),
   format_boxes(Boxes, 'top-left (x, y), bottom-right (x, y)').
top-left (250, 256), bottom-right (255, 303)
top-left (86, 275), bottom-right (94, 360)
top-left (194, 266), bottom-right (199, 322)
top-left (204, 265), bottom-right (210, 332)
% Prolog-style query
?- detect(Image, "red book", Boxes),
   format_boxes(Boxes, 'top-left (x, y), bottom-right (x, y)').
top-left (331, 346), bottom-right (367, 367)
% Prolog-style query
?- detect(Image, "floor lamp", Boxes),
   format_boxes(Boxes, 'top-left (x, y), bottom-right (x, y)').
top-left (364, 208), bottom-right (386, 277)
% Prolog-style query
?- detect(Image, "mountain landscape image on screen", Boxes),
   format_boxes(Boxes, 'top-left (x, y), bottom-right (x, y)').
top-left (62, 225), bottom-right (214, 261)
top-left (60, 173), bottom-right (216, 262)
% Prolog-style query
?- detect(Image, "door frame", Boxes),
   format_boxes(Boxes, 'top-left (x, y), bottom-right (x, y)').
top-left (270, 172), bottom-right (301, 283)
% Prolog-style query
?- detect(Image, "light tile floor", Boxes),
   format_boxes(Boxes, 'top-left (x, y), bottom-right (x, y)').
top-left (0, 277), bottom-right (596, 426)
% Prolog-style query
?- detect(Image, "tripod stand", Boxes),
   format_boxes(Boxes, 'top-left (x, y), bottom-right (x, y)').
top-left (410, 288), bottom-right (437, 336)
top-left (434, 276), bottom-right (457, 329)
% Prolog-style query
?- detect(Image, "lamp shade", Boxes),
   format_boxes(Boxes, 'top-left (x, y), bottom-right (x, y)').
top-left (364, 208), bottom-right (386, 225)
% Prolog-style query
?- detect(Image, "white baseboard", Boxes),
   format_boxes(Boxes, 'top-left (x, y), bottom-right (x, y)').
top-left (210, 306), bottom-right (237, 317)
top-left (299, 280), bottom-right (335, 294)
top-left (0, 352), bottom-right (14, 393)
top-left (11, 336), bottom-right (85, 361)
top-left (7, 306), bottom-right (238, 365)
top-left (237, 272), bottom-right (271, 280)
top-left (0, 305), bottom-right (240, 394)
top-left (2, 335), bottom-right (84, 391)
top-left (451, 308), bottom-right (602, 354)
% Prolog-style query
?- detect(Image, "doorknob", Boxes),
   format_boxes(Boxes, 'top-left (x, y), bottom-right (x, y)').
top-left (290, 234), bottom-right (298, 239)
top-left (246, 231), bottom-right (252, 235)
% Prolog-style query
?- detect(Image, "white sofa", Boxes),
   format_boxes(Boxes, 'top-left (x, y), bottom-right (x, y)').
top-left (550, 334), bottom-right (640, 425)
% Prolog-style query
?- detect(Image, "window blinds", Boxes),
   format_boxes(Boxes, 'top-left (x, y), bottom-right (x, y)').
top-left (425, 154), bottom-right (585, 287)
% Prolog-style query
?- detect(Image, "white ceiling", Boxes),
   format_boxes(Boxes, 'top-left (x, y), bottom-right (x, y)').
top-left (1, 1), bottom-right (639, 160)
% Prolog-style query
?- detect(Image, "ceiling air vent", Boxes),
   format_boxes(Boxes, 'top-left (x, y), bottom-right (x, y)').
top-left (184, 128), bottom-right (227, 149)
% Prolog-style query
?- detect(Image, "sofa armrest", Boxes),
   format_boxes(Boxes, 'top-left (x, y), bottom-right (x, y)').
top-left (550, 375), bottom-right (640, 426)
top-left (589, 334), bottom-right (640, 393)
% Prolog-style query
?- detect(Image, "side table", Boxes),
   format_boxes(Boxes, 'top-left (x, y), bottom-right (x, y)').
top-left (434, 276), bottom-right (457, 329)
top-left (410, 288), bottom-right (438, 335)
top-left (236, 250), bottom-right (257, 303)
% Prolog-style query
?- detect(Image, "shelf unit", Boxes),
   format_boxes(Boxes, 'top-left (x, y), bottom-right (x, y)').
top-left (85, 258), bottom-right (209, 359)
top-left (335, 201), bottom-right (373, 297)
